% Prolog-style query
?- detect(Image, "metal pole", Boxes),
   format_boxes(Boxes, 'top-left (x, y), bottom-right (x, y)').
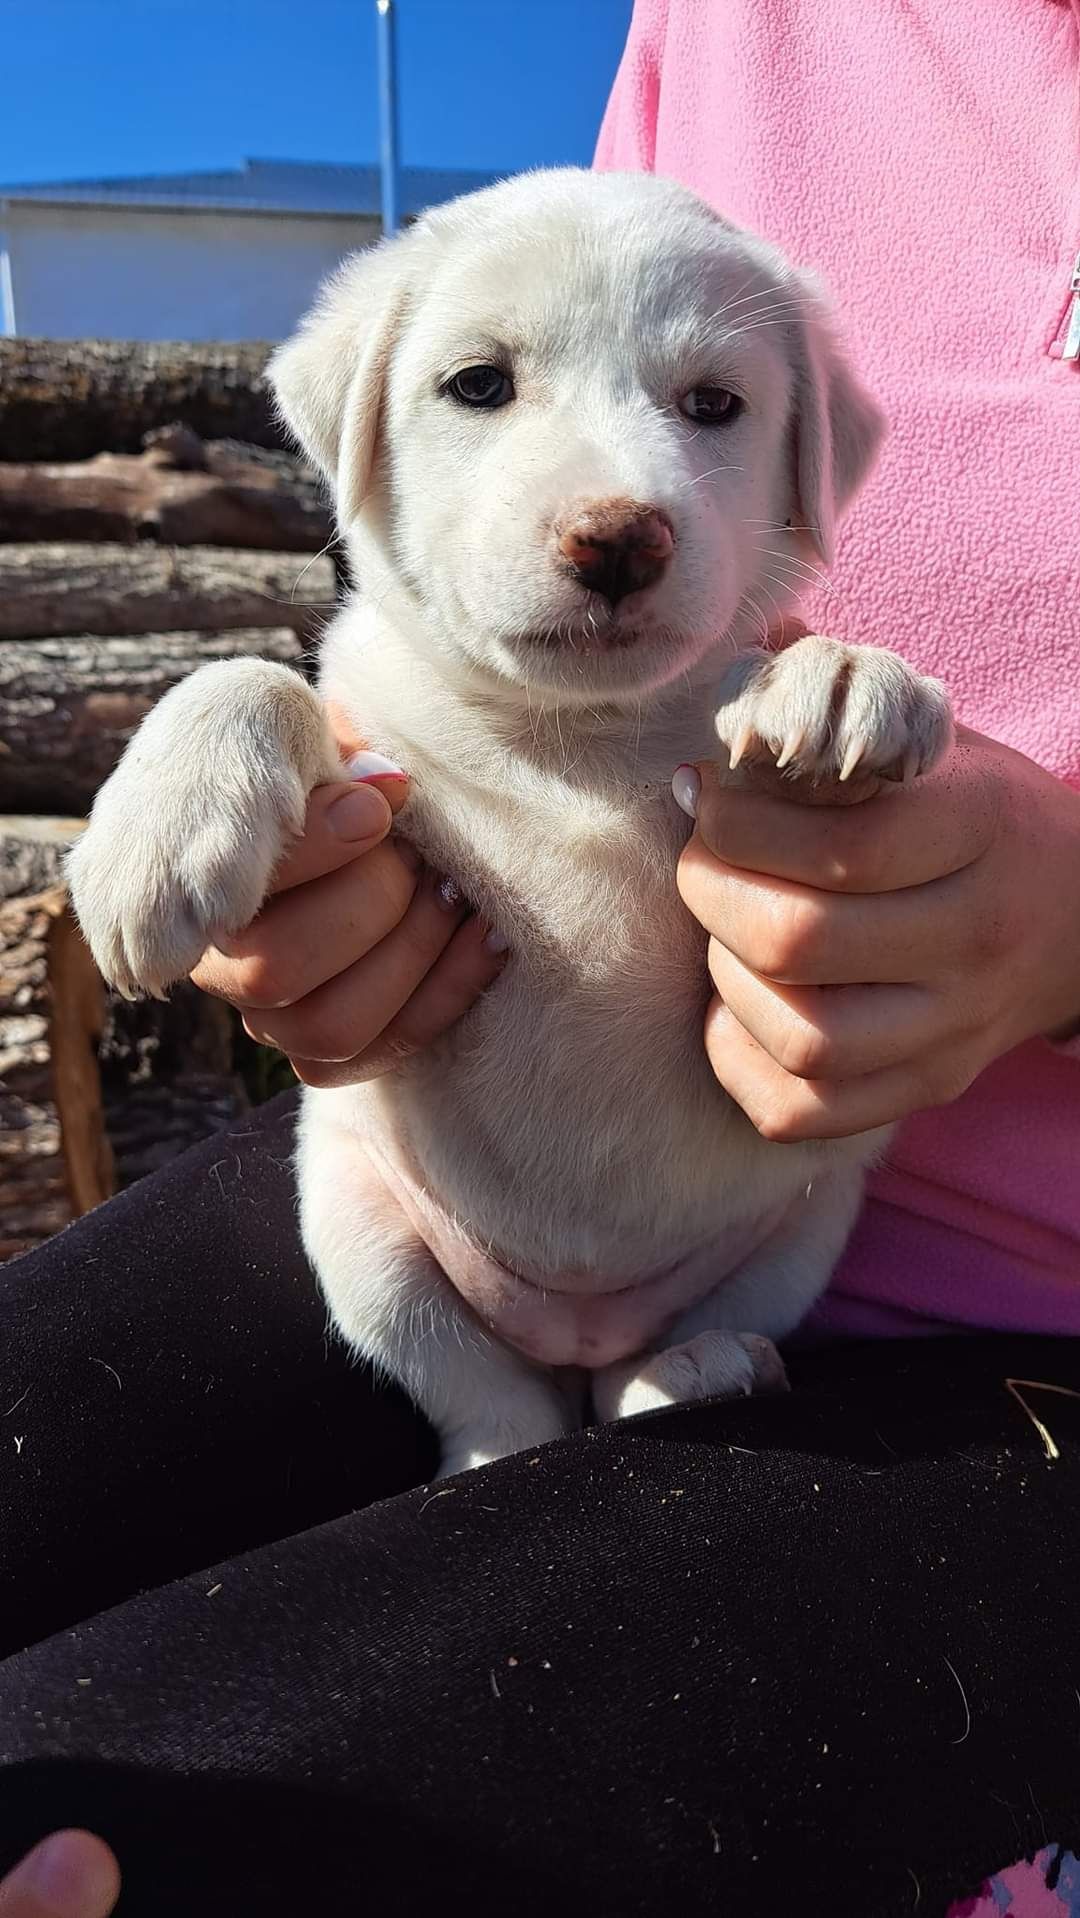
top-left (375, 0), bottom-right (401, 236)
top-left (0, 208), bottom-right (16, 337)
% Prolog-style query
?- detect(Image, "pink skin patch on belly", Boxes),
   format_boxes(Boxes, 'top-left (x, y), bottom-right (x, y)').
top-left (362, 1135), bottom-right (781, 1368)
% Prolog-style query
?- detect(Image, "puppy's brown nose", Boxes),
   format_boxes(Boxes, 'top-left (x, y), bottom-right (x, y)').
top-left (556, 500), bottom-right (674, 607)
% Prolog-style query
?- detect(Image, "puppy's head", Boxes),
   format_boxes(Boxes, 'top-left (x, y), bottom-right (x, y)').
top-left (270, 169), bottom-right (883, 707)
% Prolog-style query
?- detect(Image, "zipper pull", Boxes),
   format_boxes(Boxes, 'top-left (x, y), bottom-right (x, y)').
top-left (1062, 251), bottom-right (1080, 362)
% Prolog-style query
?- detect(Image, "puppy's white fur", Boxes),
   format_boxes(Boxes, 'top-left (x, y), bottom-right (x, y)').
top-left (69, 171), bottom-right (951, 1474)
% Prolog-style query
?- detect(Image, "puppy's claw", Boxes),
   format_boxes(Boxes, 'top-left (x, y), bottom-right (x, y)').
top-left (774, 729), bottom-right (806, 772)
top-left (727, 725), bottom-right (755, 772)
top-left (878, 753), bottom-right (915, 785)
top-left (838, 737), bottom-right (868, 783)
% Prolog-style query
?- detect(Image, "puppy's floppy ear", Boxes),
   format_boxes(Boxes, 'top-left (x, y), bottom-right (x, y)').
top-left (788, 273), bottom-right (886, 566)
top-left (268, 235), bottom-right (414, 525)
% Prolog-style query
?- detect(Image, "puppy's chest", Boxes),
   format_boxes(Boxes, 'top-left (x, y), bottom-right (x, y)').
top-left (393, 770), bottom-right (721, 1223)
top-left (399, 773), bottom-right (694, 981)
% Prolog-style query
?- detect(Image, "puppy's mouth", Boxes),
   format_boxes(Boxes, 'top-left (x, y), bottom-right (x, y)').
top-left (515, 604), bottom-right (660, 655)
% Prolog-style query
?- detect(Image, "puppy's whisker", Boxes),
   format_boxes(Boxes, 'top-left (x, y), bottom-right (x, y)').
top-left (714, 290), bottom-right (803, 323)
top-left (717, 285), bottom-right (801, 316)
top-left (704, 297), bottom-right (808, 336)
top-left (711, 269), bottom-right (761, 312)
top-left (262, 593), bottom-right (338, 612)
top-left (738, 590), bottom-right (771, 648)
top-left (756, 552), bottom-right (827, 582)
top-left (678, 463), bottom-right (744, 492)
top-left (719, 290), bottom-right (806, 314)
top-left (754, 576), bottom-right (790, 629)
top-left (758, 570), bottom-right (834, 622)
top-left (766, 576), bottom-right (835, 608)
top-left (291, 534), bottom-right (342, 600)
top-left (715, 284), bottom-right (781, 312)
top-left (751, 545), bottom-right (833, 588)
top-left (741, 522), bottom-right (819, 541)
top-left (549, 684), bottom-right (566, 757)
top-left (729, 313), bottom-right (808, 334)
top-left (709, 281), bottom-right (793, 324)
top-left (760, 560), bottom-right (834, 591)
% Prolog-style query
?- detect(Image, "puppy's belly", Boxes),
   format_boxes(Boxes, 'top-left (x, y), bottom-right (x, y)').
top-left (367, 1132), bottom-right (788, 1367)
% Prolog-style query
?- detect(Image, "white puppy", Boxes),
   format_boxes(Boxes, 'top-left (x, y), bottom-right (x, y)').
top-left (69, 170), bottom-right (951, 1474)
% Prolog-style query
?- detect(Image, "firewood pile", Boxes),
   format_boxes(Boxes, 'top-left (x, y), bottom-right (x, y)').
top-left (1, 339), bottom-right (339, 1258)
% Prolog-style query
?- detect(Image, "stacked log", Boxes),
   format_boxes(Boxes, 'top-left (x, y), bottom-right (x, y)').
top-left (0, 339), bottom-right (280, 461)
top-left (1, 342), bottom-right (331, 1256)
top-left (1, 629), bottom-right (303, 814)
top-left (0, 542), bottom-right (334, 644)
top-left (0, 428), bottom-right (331, 550)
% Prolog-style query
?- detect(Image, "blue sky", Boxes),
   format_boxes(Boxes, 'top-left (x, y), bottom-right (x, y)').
top-left (0, 0), bottom-right (633, 186)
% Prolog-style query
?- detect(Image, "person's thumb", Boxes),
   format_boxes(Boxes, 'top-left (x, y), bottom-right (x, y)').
top-left (325, 702), bottom-right (411, 821)
top-left (339, 750), bottom-right (412, 819)
top-left (0, 1832), bottom-right (120, 1918)
top-left (672, 757), bottom-right (886, 849)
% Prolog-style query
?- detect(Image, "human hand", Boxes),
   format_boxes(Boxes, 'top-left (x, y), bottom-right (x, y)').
top-left (673, 728), bottom-right (1080, 1142)
top-left (191, 704), bottom-right (507, 1085)
top-left (0, 1832), bottom-right (120, 1916)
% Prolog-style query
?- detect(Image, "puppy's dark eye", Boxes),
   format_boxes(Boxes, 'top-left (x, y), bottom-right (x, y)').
top-left (681, 387), bottom-right (743, 425)
top-left (447, 364), bottom-right (514, 409)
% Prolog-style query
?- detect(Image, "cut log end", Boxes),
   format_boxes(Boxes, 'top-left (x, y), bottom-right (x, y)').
top-left (0, 628), bottom-right (305, 813)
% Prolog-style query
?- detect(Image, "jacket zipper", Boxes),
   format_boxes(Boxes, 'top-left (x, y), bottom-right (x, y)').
top-left (1060, 251), bottom-right (1080, 361)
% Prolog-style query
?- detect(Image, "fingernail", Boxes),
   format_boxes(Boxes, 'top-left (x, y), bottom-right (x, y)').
top-left (17, 1830), bottom-right (118, 1914)
top-left (672, 764), bottom-right (701, 818)
top-left (484, 928), bottom-right (511, 955)
top-left (344, 750), bottom-right (408, 783)
top-left (327, 784), bottom-right (390, 840)
top-left (433, 872), bottom-right (466, 913)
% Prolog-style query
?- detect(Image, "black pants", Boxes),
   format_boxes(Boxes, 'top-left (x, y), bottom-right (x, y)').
top-left (1, 1091), bottom-right (1078, 1916)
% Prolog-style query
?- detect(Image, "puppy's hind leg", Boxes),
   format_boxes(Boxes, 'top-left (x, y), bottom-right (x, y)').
top-left (297, 1105), bottom-right (571, 1477)
top-left (593, 1170), bottom-right (866, 1423)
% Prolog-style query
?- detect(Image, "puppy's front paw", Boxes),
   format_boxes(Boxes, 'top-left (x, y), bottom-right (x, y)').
top-left (68, 659), bottom-right (332, 998)
top-left (714, 635), bottom-right (952, 785)
top-left (592, 1330), bottom-right (789, 1424)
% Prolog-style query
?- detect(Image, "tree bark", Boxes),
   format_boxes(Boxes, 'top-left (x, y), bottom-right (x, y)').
top-left (0, 822), bottom-right (109, 1257)
top-left (0, 818), bottom-right (250, 1259)
top-left (0, 813), bottom-right (86, 901)
top-left (0, 882), bottom-right (97, 1259)
top-left (0, 628), bottom-right (304, 813)
top-left (0, 437), bottom-right (332, 551)
top-left (0, 543), bottom-right (336, 643)
top-left (0, 339), bottom-right (280, 462)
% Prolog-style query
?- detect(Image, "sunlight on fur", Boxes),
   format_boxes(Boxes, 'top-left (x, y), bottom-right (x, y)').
top-left (68, 170), bottom-right (952, 1475)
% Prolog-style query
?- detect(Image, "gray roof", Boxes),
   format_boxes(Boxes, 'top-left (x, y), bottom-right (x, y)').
top-left (0, 157), bottom-right (502, 217)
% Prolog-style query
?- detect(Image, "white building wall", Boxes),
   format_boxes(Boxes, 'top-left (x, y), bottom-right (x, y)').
top-left (3, 202), bottom-right (379, 340)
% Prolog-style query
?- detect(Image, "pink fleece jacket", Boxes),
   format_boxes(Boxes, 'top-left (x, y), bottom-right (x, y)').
top-left (597, 0), bottom-right (1080, 1336)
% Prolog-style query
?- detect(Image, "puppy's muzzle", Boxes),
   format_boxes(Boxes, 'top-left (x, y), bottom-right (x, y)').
top-left (555, 499), bottom-right (674, 608)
